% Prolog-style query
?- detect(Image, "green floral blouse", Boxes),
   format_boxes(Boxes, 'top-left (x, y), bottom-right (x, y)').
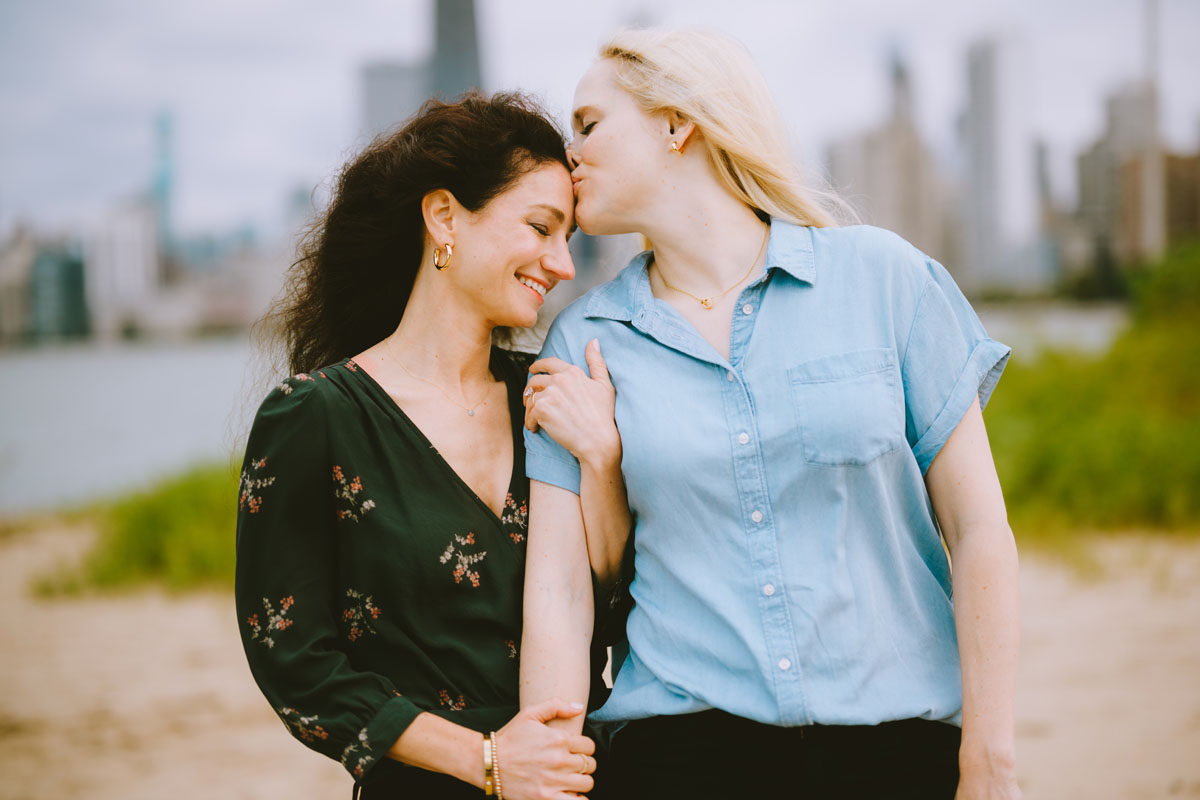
top-left (235, 348), bottom-right (616, 788)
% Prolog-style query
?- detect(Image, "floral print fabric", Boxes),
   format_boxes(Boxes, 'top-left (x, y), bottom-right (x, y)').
top-left (235, 349), bottom-right (555, 789)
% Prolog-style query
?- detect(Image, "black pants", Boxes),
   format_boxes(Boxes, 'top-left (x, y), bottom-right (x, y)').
top-left (608, 709), bottom-right (960, 799)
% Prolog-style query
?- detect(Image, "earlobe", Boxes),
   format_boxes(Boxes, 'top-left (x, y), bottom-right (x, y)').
top-left (665, 112), bottom-right (696, 154)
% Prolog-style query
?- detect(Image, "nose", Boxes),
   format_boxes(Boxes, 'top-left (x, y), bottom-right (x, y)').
top-left (566, 139), bottom-right (581, 171)
top-left (544, 236), bottom-right (576, 282)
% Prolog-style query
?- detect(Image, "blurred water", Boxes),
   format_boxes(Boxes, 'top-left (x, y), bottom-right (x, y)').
top-left (976, 302), bottom-right (1129, 359)
top-left (0, 337), bottom-right (257, 517)
top-left (0, 302), bottom-right (1128, 517)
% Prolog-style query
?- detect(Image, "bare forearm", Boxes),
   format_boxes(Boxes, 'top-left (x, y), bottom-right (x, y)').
top-left (386, 713), bottom-right (484, 788)
top-left (950, 523), bottom-right (1020, 768)
top-left (520, 482), bottom-right (594, 733)
top-left (578, 444), bottom-right (632, 587)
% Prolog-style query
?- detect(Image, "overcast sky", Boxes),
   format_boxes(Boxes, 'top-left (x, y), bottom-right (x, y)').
top-left (2, 0), bottom-right (1198, 241)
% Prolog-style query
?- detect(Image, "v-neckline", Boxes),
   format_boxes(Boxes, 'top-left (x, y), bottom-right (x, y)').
top-left (343, 354), bottom-right (521, 529)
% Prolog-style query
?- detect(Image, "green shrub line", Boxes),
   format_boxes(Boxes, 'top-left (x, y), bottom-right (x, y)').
top-left (988, 241), bottom-right (1200, 536)
top-left (35, 462), bottom-right (240, 595)
top-left (35, 242), bottom-right (1200, 593)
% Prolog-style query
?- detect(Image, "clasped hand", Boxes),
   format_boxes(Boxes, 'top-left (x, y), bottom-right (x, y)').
top-left (497, 698), bottom-right (596, 799)
top-left (523, 339), bottom-right (620, 467)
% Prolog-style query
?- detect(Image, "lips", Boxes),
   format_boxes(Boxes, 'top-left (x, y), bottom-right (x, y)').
top-left (517, 275), bottom-right (548, 300)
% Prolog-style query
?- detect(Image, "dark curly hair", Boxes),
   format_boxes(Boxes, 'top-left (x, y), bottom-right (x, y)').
top-left (267, 91), bottom-right (569, 374)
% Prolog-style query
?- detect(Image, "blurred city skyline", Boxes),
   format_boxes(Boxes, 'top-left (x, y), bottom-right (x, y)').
top-left (2, 0), bottom-right (1199, 243)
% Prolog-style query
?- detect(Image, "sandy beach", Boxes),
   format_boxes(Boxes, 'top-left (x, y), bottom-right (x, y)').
top-left (1, 523), bottom-right (1197, 799)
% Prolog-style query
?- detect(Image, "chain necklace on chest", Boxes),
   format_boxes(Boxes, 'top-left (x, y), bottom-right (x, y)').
top-left (655, 223), bottom-right (768, 310)
top-left (385, 340), bottom-right (492, 417)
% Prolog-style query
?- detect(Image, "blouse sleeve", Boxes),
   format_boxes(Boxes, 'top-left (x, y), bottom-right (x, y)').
top-left (523, 320), bottom-right (585, 495)
top-left (901, 258), bottom-right (1011, 474)
top-left (235, 377), bottom-right (422, 782)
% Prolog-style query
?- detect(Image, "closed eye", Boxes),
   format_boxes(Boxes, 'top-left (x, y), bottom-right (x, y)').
top-left (580, 121), bottom-right (596, 135)
top-left (530, 222), bottom-right (549, 236)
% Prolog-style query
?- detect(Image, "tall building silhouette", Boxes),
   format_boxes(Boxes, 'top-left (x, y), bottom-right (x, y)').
top-left (361, 0), bottom-right (483, 139)
top-left (827, 51), bottom-right (949, 263)
top-left (959, 35), bottom-right (1046, 293)
top-left (1076, 0), bottom-right (1166, 266)
top-left (431, 0), bottom-right (481, 100)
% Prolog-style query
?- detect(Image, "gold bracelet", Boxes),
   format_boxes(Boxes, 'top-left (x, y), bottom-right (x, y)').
top-left (489, 731), bottom-right (504, 800)
top-left (483, 734), bottom-right (494, 795)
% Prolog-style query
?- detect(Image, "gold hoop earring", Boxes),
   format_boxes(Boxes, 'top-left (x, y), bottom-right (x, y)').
top-left (669, 141), bottom-right (683, 156)
top-left (433, 243), bottom-right (453, 271)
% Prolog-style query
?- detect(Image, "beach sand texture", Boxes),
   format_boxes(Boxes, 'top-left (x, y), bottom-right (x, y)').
top-left (1, 525), bottom-right (1197, 799)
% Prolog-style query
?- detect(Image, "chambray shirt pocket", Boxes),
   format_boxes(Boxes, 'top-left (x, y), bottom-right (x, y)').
top-left (786, 348), bottom-right (905, 467)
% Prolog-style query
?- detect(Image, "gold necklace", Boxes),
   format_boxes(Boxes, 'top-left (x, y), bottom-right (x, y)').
top-left (655, 224), bottom-right (769, 309)
top-left (392, 356), bottom-right (490, 417)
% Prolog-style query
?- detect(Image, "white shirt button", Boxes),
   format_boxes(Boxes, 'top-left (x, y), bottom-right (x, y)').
top-left (738, 432), bottom-right (750, 445)
top-left (762, 583), bottom-right (775, 596)
top-left (750, 510), bottom-right (764, 523)
top-left (726, 370), bottom-right (736, 382)
top-left (778, 658), bottom-right (791, 671)
top-left (742, 304), bottom-right (754, 315)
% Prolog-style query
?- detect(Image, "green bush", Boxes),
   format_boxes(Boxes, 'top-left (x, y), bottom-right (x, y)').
top-left (988, 241), bottom-right (1200, 535)
top-left (39, 463), bottom-right (239, 594)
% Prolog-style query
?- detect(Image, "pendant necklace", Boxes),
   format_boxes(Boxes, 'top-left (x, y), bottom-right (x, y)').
top-left (393, 357), bottom-right (488, 417)
top-left (656, 223), bottom-right (769, 309)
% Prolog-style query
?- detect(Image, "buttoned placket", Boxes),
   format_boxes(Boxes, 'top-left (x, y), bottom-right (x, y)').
top-left (725, 272), bottom-right (810, 726)
top-left (629, 269), bottom-right (811, 726)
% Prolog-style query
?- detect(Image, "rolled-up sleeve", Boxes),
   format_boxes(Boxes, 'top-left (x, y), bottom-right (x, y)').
top-left (901, 259), bottom-right (1011, 474)
top-left (235, 380), bottom-right (423, 781)
top-left (523, 322), bottom-right (585, 495)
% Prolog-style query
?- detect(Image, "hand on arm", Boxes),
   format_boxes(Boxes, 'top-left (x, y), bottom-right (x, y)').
top-left (524, 339), bottom-right (632, 586)
top-left (386, 700), bottom-right (596, 800)
top-left (924, 397), bottom-right (1021, 800)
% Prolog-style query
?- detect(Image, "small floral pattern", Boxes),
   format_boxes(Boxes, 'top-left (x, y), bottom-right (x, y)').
top-left (501, 492), bottom-right (528, 543)
top-left (439, 532), bottom-right (487, 587)
top-left (341, 727), bottom-right (375, 779)
top-left (246, 595), bottom-right (295, 648)
top-left (344, 359), bottom-right (359, 373)
top-left (438, 689), bottom-right (467, 711)
top-left (505, 639), bottom-right (518, 660)
top-left (239, 457), bottom-right (276, 514)
top-left (333, 465), bottom-right (376, 522)
top-left (342, 588), bottom-right (382, 642)
top-left (277, 706), bottom-right (329, 742)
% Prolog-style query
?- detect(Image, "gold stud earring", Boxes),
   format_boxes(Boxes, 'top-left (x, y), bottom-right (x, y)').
top-left (669, 141), bottom-right (682, 156)
top-left (433, 243), bottom-right (453, 271)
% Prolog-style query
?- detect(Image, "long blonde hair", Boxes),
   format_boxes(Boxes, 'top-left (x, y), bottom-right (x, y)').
top-left (600, 27), bottom-right (844, 228)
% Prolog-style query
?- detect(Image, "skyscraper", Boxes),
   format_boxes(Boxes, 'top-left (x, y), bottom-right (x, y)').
top-left (959, 35), bottom-right (1045, 293)
top-left (431, 0), bottom-right (481, 100)
top-left (826, 52), bottom-right (949, 263)
top-left (1076, 0), bottom-right (1166, 267)
top-left (360, 0), bottom-right (482, 140)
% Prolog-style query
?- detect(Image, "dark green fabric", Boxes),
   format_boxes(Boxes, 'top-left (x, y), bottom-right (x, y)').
top-left (235, 348), bottom-right (616, 788)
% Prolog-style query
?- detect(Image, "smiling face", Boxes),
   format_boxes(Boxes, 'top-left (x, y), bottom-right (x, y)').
top-left (568, 59), bottom-right (670, 235)
top-left (449, 161), bottom-right (576, 329)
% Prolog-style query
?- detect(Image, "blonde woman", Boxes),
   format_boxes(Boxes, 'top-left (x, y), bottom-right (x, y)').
top-left (520, 28), bottom-right (1020, 799)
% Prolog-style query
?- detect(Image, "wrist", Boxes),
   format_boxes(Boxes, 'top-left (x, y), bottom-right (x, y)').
top-left (576, 428), bottom-right (622, 472)
top-left (959, 737), bottom-right (1016, 775)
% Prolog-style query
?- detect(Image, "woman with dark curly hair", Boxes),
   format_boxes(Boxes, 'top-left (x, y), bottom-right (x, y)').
top-left (235, 92), bottom-right (623, 799)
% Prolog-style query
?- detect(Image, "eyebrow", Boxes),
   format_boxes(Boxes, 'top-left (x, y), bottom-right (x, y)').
top-left (532, 203), bottom-right (566, 223)
top-left (572, 105), bottom-right (598, 128)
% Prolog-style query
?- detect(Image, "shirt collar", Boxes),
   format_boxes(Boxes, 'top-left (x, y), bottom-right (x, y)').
top-left (584, 217), bottom-right (817, 322)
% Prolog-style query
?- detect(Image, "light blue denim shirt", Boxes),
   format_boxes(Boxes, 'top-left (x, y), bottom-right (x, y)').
top-left (525, 219), bottom-right (1010, 728)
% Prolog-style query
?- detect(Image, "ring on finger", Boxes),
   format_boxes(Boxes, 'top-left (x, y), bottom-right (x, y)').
top-left (577, 753), bottom-right (588, 773)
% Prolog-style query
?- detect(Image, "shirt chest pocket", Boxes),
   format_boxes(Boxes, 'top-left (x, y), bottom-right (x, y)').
top-left (786, 348), bottom-right (905, 467)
